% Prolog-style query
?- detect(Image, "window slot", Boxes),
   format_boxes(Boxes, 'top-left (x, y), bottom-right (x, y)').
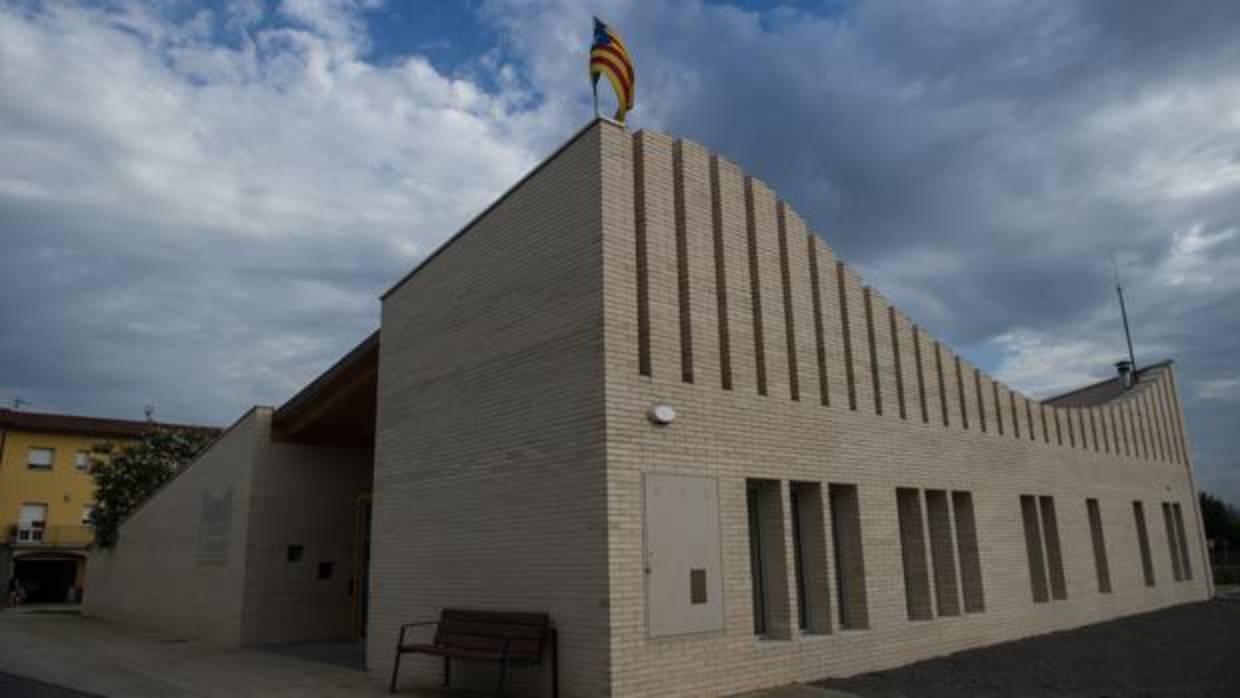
top-left (1020, 495), bottom-right (1049, 603)
top-left (1172, 502), bottom-right (1192, 580)
top-left (1162, 502), bottom-right (1183, 581)
top-left (790, 482), bottom-right (831, 633)
top-left (896, 488), bottom-right (933, 620)
top-left (1133, 501), bottom-right (1156, 587)
top-left (829, 483), bottom-right (868, 629)
top-left (1039, 496), bottom-right (1067, 600)
top-left (952, 491), bottom-right (985, 612)
top-left (1086, 498), bottom-right (1112, 593)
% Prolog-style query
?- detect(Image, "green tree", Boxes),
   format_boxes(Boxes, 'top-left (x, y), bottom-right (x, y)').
top-left (88, 428), bottom-right (214, 548)
top-left (1200, 490), bottom-right (1240, 544)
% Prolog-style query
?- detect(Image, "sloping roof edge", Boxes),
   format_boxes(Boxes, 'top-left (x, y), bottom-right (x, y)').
top-left (272, 329), bottom-right (379, 430)
top-left (379, 117), bottom-right (623, 302)
top-left (0, 408), bottom-right (218, 440)
top-left (1043, 359), bottom-right (1175, 406)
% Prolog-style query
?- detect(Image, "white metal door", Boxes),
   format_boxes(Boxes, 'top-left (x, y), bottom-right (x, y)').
top-left (643, 473), bottom-right (725, 637)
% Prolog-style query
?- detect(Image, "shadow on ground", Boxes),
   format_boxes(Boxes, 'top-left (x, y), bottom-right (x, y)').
top-left (820, 599), bottom-right (1240, 698)
top-left (0, 671), bottom-right (101, 698)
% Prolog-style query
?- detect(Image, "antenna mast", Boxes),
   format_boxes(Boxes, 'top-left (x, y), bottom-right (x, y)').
top-left (1113, 261), bottom-right (1138, 384)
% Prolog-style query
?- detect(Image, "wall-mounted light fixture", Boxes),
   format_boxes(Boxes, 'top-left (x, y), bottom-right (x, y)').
top-left (649, 405), bottom-right (676, 426)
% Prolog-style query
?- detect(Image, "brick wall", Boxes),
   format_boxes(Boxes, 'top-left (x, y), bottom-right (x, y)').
top-left (240, 438), bottom-right (372, 644)
top-left (84, 407), bottom-right (372, 647)
top-left (597, 120), bottom-right (1210, 696)
top-left (372, 123), bottom-right (611, 696)
top-left (84, 409), bottom-right (262, 645)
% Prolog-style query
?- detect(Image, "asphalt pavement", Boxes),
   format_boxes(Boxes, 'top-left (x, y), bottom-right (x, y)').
top-left (820, 599), bottom-right (1240, 697)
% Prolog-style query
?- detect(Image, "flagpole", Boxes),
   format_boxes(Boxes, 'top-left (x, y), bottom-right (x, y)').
top-left (592, 82), bottom-right (599, 119)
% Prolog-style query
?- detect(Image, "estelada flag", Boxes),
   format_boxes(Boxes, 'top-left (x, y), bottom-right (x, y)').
top-left (590, 18), bottom-right (634, 122)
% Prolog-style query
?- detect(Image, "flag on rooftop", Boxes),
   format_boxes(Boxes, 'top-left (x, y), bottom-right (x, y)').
top-left (589, 18), bottom-right (634, 123)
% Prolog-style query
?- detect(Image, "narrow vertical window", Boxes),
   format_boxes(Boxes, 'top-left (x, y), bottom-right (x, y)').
top-left (745, 178), bottom-right (767, 395)
top-left (925, 489), bottom-right (961, 616)
top-left (747, 480), bottom-right (791, 638)
top-left (709, 157), bottom-right (732, 390)
top-left (1020, 495), bottom-right (1049, 603)
top-left (1039, 496), bottom-right (1067, 600)
top-left (778, 204), bottom-right (800, 401)
top-left (889, 308), bottom-right (906, 419)
top-left (974, 369), bottom-right (987, 433)
top-left (633, 135), bottom-right (651, 376)
top-left (808, 237), bottom-right (829, 405)
top-left (1172, 502), bottom-right (1193, 580)
top-left (864, 288), bottom-right (881, 415)
top-left (1098, 407), bottom-right (1110, 453)
top-left (791, 482), bottom-right (831, 633)
top-left (896, 488), bottom-right (933, 620)
top-left (837, 263), bottom-right (855, 410)
top-left (935, 343), bottom-right (949, 427)
top-left (1110, 405), bottom-right (1122, 456)
top-left (913, 327), bottom-right (928, 422)
top-left (1086, 498), bottom-right (1112, 593)
top-left (747, 481), bottom-right (769, 635)
top-left (1133, 501), bottom-right (1156, 587)
top-left (830, 483), bottom-right (869, 629)
top-left (955, 356), bottom-right (969, 429)
top-left (791, 485), bottom-right (807, 629)
top-left (672, 143), bottom-right (694, 384)
top-left (993, 383), bottom-right (1004, 435)
top-left (1089, 408), bottom-right (1100, 452)
top-left (952, 491), bottom-right (985, 612)
top-left (1162, 502), bottom-right (1183, 581)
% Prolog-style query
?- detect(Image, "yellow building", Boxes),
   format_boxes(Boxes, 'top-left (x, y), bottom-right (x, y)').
top-left (0, 408), bottom-right (213, 603)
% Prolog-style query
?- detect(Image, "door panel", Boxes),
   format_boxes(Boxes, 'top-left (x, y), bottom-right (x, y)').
top-left (643, 473), bottom-right (725, 637)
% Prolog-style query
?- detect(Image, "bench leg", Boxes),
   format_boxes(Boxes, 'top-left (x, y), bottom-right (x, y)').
top-left (496, 657), bottom-right (508, 697)
top-left (389, 651), bottom-right (403, 694)
top-left (443, 655), bottom-right (451, 687)
top-left (552, 633), bottom-right (559, 698)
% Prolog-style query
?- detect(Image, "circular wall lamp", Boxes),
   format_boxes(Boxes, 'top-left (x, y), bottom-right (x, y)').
top-left (649, 405), bottom-right (676, 426)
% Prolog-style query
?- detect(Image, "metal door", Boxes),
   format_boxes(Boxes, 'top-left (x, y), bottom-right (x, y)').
top-left (643, 473), bottom-right (725, 637)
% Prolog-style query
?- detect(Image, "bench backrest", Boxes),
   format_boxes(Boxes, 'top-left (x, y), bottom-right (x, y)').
top-left (435, 609), bottom-right (551, 661)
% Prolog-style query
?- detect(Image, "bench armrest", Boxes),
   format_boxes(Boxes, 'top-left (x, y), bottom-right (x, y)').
top-left (396, 620), bottom-right (439, 646)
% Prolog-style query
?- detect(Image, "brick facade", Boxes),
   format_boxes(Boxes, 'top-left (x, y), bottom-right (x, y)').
top-left (84, 119), bottom-right (1210, 697)
top-left (593, 120), bottom-right (1210, 696)
top-left (85, 408), bottom-right (371, 646)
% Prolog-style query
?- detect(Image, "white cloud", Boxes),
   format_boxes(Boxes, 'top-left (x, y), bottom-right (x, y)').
top-left (0, 1), bottom-right (565, 422)
top-left (990, 329), bottom-right (1119, 398)
top-left (1157, 224), bottom-right (1240, 289)
top-left (1198, 377), bottom-right (1240, 401)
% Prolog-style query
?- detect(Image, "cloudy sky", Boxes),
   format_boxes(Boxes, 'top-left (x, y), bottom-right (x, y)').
top-left (2, 0), bottom-right (1238, 505)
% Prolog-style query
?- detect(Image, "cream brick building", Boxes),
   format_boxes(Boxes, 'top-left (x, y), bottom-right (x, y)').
top-left (86, 119), bottom-right (1211, 697)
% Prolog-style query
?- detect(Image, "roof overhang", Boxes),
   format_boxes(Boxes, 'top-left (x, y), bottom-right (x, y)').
top-left (272, 330), bottom-right (378, 447)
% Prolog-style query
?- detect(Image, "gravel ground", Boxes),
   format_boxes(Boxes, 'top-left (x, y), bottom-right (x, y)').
top-left (819, 600), bottom-right (1240, 698)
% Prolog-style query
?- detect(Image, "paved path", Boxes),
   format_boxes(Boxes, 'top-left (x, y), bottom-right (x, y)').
top-left (820, 599), bottom-right (1240, 698)
top-left (0, 611), bottom-right (395, 697)
top-left (4, 601), bottom-right (1235, 696)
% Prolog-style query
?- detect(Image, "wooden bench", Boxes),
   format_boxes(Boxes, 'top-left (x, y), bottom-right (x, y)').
top-left (389, 609), bottom-right (558, 697)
